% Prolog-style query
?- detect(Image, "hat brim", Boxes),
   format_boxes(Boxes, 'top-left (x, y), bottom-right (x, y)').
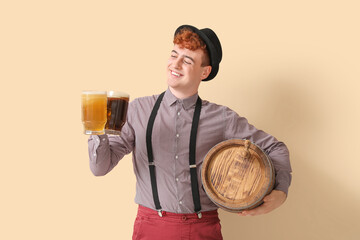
top-left (175, 25), bottom-right (219, 81)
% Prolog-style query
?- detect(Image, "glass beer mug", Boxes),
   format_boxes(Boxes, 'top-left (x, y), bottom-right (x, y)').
top-left (105, 91), bottom-right (130, 135)
top-left (81, 91), bottom-right (107, 135)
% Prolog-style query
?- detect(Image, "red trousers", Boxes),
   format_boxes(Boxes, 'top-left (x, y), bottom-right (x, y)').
top-left (132, 205), bottom-right (223, 240)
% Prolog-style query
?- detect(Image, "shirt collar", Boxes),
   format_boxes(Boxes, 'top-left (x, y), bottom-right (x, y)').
top-left (164, 88), bottom-right (199, 110)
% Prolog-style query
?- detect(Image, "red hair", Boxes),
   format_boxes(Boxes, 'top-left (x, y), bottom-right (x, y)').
top-left (173, 28), bottom-right (210, 66)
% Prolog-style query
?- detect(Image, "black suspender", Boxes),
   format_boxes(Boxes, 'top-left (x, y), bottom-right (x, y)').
top-left (145, 92), bottom-right (165, 214)
top-left (189, 97), bottom-right (202, 217)
top-left (145, 91), bottom-right (203, 218)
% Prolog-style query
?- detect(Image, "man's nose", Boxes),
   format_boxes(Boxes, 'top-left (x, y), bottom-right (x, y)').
top-left (173, 58), bottom-right (182, 69)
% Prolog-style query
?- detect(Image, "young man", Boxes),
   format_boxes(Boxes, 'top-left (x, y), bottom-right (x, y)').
top-left (88, 25), bottom-right (292, 240)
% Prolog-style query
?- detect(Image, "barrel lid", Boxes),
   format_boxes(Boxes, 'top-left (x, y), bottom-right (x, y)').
top-left (201, 139), bottom-right (274, 212)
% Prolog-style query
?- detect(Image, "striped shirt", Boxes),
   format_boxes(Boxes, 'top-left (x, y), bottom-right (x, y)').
top-left (88, 88), bottom-right (292, 213)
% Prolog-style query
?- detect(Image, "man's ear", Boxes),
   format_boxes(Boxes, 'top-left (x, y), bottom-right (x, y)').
top-left (201, 66), bottom-right (212, 80)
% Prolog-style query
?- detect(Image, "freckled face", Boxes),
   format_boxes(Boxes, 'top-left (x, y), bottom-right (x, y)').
top-left (167, 44), bottom-right (211, 98)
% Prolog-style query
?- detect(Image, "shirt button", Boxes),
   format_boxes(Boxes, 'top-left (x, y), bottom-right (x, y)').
top-left (177, 112), bottom-right (181, 116)
top-left (93, 153), bottom-right (97, 157)
top-left (102, 138), bottom-right (106, 141)
top-left (179, 201), bottom-right (183, 205)
top-left (176, 178), bottom-right (179, 182)
top-left (175, 155), bottom-right (178, 159)
top-left (176, 133), bottom-right (179, 138)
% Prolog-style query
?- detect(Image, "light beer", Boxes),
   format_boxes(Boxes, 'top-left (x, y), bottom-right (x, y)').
top-left (105, 91), bottom-right (129, 135)
top-left (81, 91), bottom-right (107, 135)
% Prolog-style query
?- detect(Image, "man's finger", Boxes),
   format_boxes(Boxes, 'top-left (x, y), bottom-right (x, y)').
top-left (239, 203), bottom-right (268, 216)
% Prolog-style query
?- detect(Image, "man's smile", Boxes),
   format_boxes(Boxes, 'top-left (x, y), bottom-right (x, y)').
top-left (171, 70), bottom-right (182, 77)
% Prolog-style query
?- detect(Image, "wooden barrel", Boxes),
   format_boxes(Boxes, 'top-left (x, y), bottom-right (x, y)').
top-left (201, 139), bottom-right (274, 212)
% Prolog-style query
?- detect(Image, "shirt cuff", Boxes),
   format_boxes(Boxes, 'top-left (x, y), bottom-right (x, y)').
top-left (88, 135), bottom-right (108, 163)
top-left (274, 170), bottom-right (292, 196)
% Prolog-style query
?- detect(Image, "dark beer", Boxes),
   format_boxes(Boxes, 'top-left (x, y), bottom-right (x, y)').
top-left (105, 91), bottom-right (129, 135)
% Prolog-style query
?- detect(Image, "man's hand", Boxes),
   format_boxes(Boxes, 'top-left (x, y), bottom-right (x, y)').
top-left (238, 190), bottom-right (287, 216)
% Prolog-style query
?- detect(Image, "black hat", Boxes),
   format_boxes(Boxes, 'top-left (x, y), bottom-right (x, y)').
top-left (174, 25), bottom-right (222, 81)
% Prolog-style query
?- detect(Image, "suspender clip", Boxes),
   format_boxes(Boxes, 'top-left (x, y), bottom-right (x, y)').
top-left (196, 211), bottom-right (202, 219)
top-left (157, 209), bottom-right (163, 217)
top-left (189, 164), bottom-right (197, 168)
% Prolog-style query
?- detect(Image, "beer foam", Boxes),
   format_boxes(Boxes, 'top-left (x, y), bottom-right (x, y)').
top-left (107, 91), bottom-right (129, 98)
top-left (82, 91), bottom-right (107, 95)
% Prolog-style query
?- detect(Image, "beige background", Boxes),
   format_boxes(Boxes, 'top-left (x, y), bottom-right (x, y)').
top-left (1, 0), bottom-right (359, 239)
